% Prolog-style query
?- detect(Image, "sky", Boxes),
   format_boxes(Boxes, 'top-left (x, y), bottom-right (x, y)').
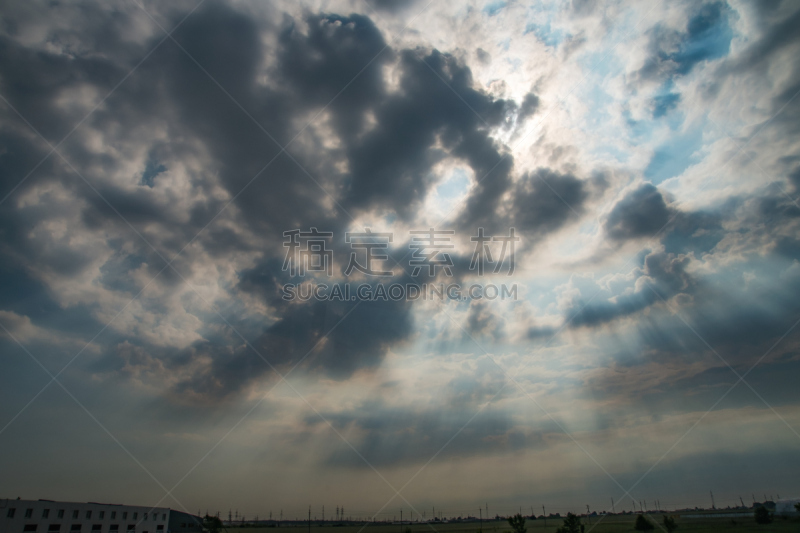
top-left (1, 0), bottom-right (800, 521)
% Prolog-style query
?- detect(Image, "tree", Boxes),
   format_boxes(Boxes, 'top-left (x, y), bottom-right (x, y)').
top-left (634, 514), bottom-right (654, 531)
top-left (555, 513), bottom-right (581, 533)
top-left (754, 506), bottom-right (772, 524)
top-left (507, 514), bottom-right (526, 533)
top-left (203, 515), bottom-right (223, 533)
top-left (662, 515), bottom-right (678, 533)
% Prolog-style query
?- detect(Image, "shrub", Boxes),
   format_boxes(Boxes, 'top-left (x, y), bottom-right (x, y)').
top-left (754, 506), bottom-right (772, 524)
top-left (507, 514), bottom-right (526, 533)
top-left (662, 515), bottom-right (677, 532)
top-left (203, 516), bottom-right (223, 533)
top-left (634, 514), bottom-right (654, 531)
top-left (555, 513), bottom-right (581, 533)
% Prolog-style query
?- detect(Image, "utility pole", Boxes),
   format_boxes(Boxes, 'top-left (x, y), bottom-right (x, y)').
top-left (479, 508), bottom-right (482, 532)
top-left (586, 505), bottom-right (591, 525)
top-left (644, 500), bottom-right (647, 512)
top-left (308, 506), bottom-right (311, 533)
top-left (611, 498), bottom-right (615, 514)
top-left (710, 491), bottom-right (715, 510)
top-left (739, 497), bottom-right (745, 508)
top-left (542, 506), bottom-right (546, 529)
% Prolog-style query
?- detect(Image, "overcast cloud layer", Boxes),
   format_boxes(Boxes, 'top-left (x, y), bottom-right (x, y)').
top-left (1, 0), bottom-right (800, 519)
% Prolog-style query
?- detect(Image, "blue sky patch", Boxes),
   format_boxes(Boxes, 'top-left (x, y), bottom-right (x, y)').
top-left (483, 1), bottom-right (506, 17)
top-left (644, 123), bottom-right (704, 184)
top-left (670, 2), bottom-right (733, 76)
top-left (524, 21), bottom-right (565, 48)
top-left (141, 158), bottom-right (167, 188)
top-left (653, 92), bottom-right (681, 118)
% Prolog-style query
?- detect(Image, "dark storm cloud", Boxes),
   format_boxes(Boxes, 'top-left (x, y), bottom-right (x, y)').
top-left (276, 12), bottom-right (390, 136)
top-left (603, 183), bottom-right (720, 254)
top-left (568, 250), bottom-right (692, 328)
top-left (169, 295), bottom-right (414, 400)
top-left (0, 0), bottom-right (603, 403)
top-left (341, 48), bottom-right (517, 219)
top-left (511, 169), bottom-right (588, 239)
top-left (518, 92), bottom-right (540, 119)
top-left (604, 183), bottom-right (673, 241)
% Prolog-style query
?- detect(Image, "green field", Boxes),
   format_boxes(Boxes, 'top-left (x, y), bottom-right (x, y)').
top-left (238, 515), bottom-right (800, 533)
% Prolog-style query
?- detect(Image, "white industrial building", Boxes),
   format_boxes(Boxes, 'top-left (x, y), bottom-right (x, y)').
top-left (0, 500), bottom-right (201, 533)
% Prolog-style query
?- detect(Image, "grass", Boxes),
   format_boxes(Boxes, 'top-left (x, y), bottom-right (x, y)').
top-left (236, 514), bottom-right (800, 533)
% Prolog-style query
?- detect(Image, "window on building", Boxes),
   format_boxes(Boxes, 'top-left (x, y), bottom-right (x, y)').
top-left (122, 515), bottom-right (127, 521)
top-left (71, 525), bottom-right (81, 531)
top-left (8, 509), bottom-right (16, 518)
top-left (72, 512), bottom-right (79, 520)
top-left (25, 510), bottom-right (33, 518)
top-left (143, 515), bottom-right (147, 521)
top-left (48, 525), bottom-right (61, 532)
top-left (99, 513), bottom-right (104, 520)
top-left (109, 527), bottom-right (119, 532)
top-left (156, 527), bottom-right (163, 531)
top-left (24, 524), bottom-right (38, 531)
top-left (58, 512), bottom-right (64, 519)
top-left (43, 511), bottom-right (50, 519)
top-left (111, 514), bottom-right (116, 520)
top-left (86, 513), bottom-right (92, 520)
top-left (161, 516), bottom-right (166, 522)
top-left (127, 524), bottom-right (135, 531)
top-left (91, 525), bottom-right (101, 531)
top-left (132, 515), bottom-right (137, 521)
